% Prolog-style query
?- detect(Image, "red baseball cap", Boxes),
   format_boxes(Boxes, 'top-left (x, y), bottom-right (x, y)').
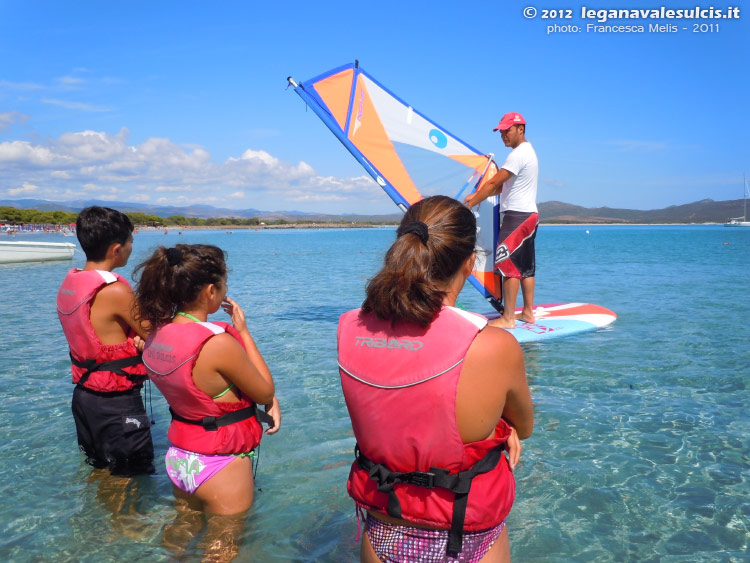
top-left (493, 112), bottom-right (526, 131)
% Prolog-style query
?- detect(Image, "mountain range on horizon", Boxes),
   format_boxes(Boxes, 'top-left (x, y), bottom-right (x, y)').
top-left (1, 197), bottom-right (746, 225)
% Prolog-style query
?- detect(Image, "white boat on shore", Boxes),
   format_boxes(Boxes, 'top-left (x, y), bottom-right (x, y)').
top-left (0, 241), bottom-right (77, 264)
top-left (725, 174), bottom-right (750, 227)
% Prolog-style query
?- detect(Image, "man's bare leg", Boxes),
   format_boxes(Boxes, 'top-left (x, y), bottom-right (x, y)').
top-left (489, 277), bottom-right (519, 329)
top-left (516, 276), bottom-right (536, 323)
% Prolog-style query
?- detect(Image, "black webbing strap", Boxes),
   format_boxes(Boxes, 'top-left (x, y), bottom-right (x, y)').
top-left (355, 442), bottom-right (505, 557)
top-left (170, 404), bottom-right (274, 431)
top-left (70, 351), bottom-right (145, 387)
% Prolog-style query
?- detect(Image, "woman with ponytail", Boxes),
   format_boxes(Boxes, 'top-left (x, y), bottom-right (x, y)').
top-left (134, 244), bottom-right (280, 557)
top-left (338, 196), bottom-right (533, 562)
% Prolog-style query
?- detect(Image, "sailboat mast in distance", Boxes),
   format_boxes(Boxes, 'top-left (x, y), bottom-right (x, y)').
top-left (724, 173), bottom-right (750, 227)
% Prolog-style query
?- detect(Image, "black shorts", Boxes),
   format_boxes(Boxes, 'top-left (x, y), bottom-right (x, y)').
top-left (494, 211), bottom-right (539, 279)
top-left (72, 385), bottom-right (155, 477)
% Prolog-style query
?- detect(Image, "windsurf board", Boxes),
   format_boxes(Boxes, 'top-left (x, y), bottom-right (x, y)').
top-left (482, 302), bottom-right (617, 343)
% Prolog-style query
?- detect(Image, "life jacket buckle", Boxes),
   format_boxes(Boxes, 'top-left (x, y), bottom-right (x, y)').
top-left (201, 416), bottom-right (218, 431)
top-left (404, 471), bottom-right (435, 489)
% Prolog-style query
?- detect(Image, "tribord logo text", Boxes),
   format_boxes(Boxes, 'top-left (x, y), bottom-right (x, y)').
top-left (355, 336), bottom-right (423, 351)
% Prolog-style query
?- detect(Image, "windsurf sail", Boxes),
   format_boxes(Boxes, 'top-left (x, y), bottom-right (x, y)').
top-left (288, 61), bottom-right (503, 311)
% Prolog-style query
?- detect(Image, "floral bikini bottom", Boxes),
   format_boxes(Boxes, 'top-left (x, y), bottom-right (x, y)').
top-left (164, 446), bottom-right (254, 494)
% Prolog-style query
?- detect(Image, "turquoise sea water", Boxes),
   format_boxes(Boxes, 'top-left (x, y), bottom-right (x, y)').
top-left (1, 225), bottom-right (748, 562)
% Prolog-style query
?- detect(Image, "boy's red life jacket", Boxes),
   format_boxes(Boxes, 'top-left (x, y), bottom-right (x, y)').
top-left (337, 306), bottom-right (515, 556)
top-left (142, 321), bottom-right (263, 455)
top-left (56, 269), bottom-right (146, 392)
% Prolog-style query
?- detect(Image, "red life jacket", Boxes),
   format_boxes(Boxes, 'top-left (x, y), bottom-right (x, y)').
top-left (56, 268), bottom-right (146, 392)
top-left (337, 306), bottom-right (515, 556)
top-left (142, 321), bottom-right (263, 455)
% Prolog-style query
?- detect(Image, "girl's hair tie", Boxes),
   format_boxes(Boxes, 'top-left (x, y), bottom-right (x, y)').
top-left (400, 221), bottom-right (429, 244)
top-left (166, 247), bottom-right (182, 266)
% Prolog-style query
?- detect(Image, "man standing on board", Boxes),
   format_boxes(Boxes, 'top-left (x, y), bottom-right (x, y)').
top-left (464, 112), bottom-right (539, 329)
top-left (56, 206), bottom-right (155, 476)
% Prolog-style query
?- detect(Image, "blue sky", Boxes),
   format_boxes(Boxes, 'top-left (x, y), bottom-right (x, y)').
top-left (0, 1), bottom-right (747, 214)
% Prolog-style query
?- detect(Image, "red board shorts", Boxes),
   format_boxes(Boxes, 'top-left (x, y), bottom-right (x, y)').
top-left (494, 211), bottom-right (539, 279)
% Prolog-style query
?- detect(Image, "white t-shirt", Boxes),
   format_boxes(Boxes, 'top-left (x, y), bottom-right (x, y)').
top-left (500, 141), bottom-right (538, 213)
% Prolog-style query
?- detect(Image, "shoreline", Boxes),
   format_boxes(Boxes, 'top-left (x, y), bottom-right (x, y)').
top-left (135, 223), bottom-right (397, 232)
top-left (135, 221), bottom-right (728, 232)
top-left (6, 222), bottom-right (728, 237)
top-left (538, 222), bottom-right (726, 227)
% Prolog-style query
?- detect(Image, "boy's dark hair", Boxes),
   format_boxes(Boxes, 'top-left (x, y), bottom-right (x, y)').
top-left (76, 206), bottom-right (134, 261)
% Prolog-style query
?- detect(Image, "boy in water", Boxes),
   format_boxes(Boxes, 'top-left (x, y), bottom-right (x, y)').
top-left (56, 206), bottom-right (154, 476)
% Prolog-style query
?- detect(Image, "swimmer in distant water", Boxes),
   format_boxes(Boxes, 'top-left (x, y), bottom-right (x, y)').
top-left (134, 244), bottom-right (281, 560)
top-left (338, 196), bottom-right (533, 562)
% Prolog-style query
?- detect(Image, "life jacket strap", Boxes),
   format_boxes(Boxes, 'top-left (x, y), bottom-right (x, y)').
top-left (170, 404), bottom-right (274, 431)
top-left (354, 442), bottom-right (505, 557)
top-left (70, 351), bottom-right (145, 387)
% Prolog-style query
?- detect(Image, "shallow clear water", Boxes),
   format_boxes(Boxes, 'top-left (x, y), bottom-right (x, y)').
top-left (0, 225), bottom-right (748, 561)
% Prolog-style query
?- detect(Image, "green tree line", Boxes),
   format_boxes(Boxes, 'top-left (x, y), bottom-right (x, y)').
top-left (166, 214), bottom-right (261, 226)
top-left (1, 206), bottom-right (395, 227)
top-left (0, 206), bottom-right (79, 225)
top-left (0, 206), bottom-right (265, 227)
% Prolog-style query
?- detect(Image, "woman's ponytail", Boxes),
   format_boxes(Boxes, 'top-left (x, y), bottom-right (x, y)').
top-left (362, 196), bottom-right (476, 327)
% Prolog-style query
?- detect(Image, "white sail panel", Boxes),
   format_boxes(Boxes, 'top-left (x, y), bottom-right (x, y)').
top-left (360, 75), bottom-right (478, 158)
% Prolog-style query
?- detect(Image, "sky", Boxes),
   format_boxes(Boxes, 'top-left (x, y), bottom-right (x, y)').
top-left (0, 1), bottom-right (748, 214)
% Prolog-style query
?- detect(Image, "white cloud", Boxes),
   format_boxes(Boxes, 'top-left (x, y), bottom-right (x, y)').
top-left (0, 127), bottom-right (390, 212)
top-left (0, 80), bottom-right (44, 91)
top-left (42, 98), bottom-right (112, 112)
top-left (156, 185), bottom-right (189, 192)
top-left (81, 183), bottom-right (119, 195)
top-left (8, 182), bottom-right (40, 196)
top-left (56, 76), bottom-right (85, 90)
top-left (541, 177), bottom-right (565, 188)
top-left (58, 129), bottom-right (129, 161)
top-left (156, 194), bottom-right (221, 205)
top-left (0, 111), bottom-right (29, 131)
top-left (0, 141), bottom-right (62, 167)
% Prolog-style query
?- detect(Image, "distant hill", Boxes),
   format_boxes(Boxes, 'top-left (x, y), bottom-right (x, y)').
top-left (538, 199), bottom-right (745, 224)
top-left (0, 198), bottom-right (403, 223)
top-left (1, 197), bottom-right (745, 224)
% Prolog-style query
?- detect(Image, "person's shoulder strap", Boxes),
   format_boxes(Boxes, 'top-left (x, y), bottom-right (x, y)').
top-left (94, 270), bottom-right (118, 284)
top-left (195, 321), bottom-right (226, 335)
top-left (444, 306), bottom-right (488, 331)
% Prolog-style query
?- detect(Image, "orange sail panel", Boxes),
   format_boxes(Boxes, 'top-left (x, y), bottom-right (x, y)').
top-left (348, 76), bottom-right (422, 205)
top-left (314, 68), bottom-right (355, 131)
